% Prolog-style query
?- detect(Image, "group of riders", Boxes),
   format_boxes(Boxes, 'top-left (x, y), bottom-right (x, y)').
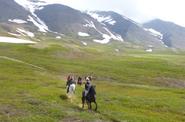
top-left (66, 75), bottom-right (97, 111)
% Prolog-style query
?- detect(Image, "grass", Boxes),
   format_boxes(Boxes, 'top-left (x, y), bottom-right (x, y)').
top-left (0, 40), bottom-right (185, 122)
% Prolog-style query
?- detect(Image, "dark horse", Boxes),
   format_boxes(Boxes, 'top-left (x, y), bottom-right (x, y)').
top-left (82, 86), bottom-right (97, 111)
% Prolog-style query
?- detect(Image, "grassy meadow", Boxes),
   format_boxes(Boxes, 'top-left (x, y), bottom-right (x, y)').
top-left (0, 39), bottom-right (185, 122)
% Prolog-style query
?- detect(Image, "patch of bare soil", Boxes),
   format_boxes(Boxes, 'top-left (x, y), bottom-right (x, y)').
top-left (0, 105), bottom-right (27, 117)
top-left (155, 77), bottom-right (185, 88)
top-left (61, 117), bottom-right (85, 122)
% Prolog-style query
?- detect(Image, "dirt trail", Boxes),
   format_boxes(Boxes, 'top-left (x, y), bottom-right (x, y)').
top-left (0, 56), bottom-right (45, 70)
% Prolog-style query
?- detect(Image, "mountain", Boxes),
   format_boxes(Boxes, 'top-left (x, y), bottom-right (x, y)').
top-left (35, 4), bottom-right (106, 38)
top-left (0, 0), bottom-right (177, 50)
top-left (0, 0), bottom-right (32, 34)
top-left (0, 0), bottom-right (29, 22)
top-left (87, 11), bottom-right (165, 48)
top-left (0, 0), bottom-right (49, 37)
top-left (144, 19), bottom-right (185, 49)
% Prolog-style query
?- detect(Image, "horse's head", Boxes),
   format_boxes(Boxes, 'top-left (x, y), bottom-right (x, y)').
top-left (85, 76), bottom-right (92, 81)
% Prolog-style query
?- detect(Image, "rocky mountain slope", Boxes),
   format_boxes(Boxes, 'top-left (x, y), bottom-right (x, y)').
top-left (0, 0), bottom-right (184, 49)
top-left (144, 19), bottom-right (185, 49)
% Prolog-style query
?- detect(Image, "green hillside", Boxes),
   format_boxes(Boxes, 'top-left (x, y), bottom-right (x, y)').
top-left (0, 39), bottom-right (185, 122)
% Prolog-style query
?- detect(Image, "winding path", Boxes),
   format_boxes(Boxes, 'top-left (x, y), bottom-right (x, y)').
top-left (0, 56), bottom-right (45, 70)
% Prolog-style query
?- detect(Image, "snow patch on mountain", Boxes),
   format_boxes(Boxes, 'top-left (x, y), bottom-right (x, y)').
top-left (17, 28), bottom-right (35, 37)
top-left (8, 32), bottom-right (21, 37)
top-left (144, 28), bottom-right (163, 40)
top-left (87, 11), bottom-right (116, 25)
top-left (115, 49), bottom-right (120, 52)
top-left (78, 32), bottom-right (90, 37)
top-left (83, 22), bottom-right (124, 44)
top-left (144, 28), bottom-right (169, 47)
top-left (14, 0), bottom-right (49, 32)
top-left (146, 48), bottom-right (153, 52)
top-left (8, 19), bottom-right (27, 24)
top-left (27, 15), bottom-right (48, 32)
top-left (93, 34), bottom-right (111, 44)
top-left (148, 45), bottom-right (153, 48)
top-left (107, 20), bottom-right (116, 25)
top-left (0, 36), bottom-right (36, 44)
top-left (56, 36), bottom-right (61, 39)
top-left (122, 16), bottom-right (129, 21)
top-left (104, 27), bottom-right (124, 42)
top-left (14, 0), bottom-right (47, 13)
top-left (81, 41), bottom-right (87, 46)
top-left (83, 20), bottom-right (96, 28)
top-left (29, 15), bottom-right (49, 32)
top-left (86, 12), bottom-right (124, 43)
top-left (158, 39), bottom-right (168, 48)
top-left (93, 31), bottom-right (123, 44)
top-left (51, 31), bottom-right (64, 36)
top-left (83, 20), bottom-right (104, 35)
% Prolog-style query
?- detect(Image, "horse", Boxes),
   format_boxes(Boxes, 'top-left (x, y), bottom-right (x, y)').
top-left (67, 83), bottom-right (76, 95)
top-left (66, 75), bottom-right (76, 95)
top-left (82, 85), bottom-right (97, 111)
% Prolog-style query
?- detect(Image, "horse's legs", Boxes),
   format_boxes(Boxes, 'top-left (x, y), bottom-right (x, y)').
top-left (66, 86), bottom-right (69, 93)
top-left (82, 99), bottom-right (85, 109)
top-left (90, 102), bottom-right (92, 109)
top-left (94, 101), bottom-right (97, 111)
top-left (87, 102), bottom-right (92, 110)
top-left (82, 91), bottom-right (85, 109)
top-left (87, 101), bottom-right (90, 109)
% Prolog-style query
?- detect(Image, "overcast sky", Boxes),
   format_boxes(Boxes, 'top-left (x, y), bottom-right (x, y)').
top-left (42, 0), bottom-right (185, 27)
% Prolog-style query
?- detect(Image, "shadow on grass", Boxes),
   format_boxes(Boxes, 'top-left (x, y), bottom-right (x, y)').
top-left (57, 86), bottom-right (66, 89)
top-left (59, 94), bottom-right (68, 100)
top-left (72, 106), bottom-right (120, 122)
top-left (61, 117), bottom-right (84, 122)
top-left (100, 112), bottom-right (121, 122)
top-left (72, 105), bottom-right (84, 112)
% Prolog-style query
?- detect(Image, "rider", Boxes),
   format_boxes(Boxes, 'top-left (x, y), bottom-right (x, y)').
top-left (77, 76), bottom-right (83, 85)
top-left (84, 76), bottom-right (92, 97)
top-left (66, 75), bottom-right (75, 93)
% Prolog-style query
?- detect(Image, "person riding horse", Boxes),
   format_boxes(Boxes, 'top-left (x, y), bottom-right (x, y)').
top-left (66, 75), bottom-right (75, 93)
top-left (82, 76), bottom-right (97, 111)
top-left (77, 76), bottom-right (83, 85)
top-left (84, 77), bottom-right (92, 96)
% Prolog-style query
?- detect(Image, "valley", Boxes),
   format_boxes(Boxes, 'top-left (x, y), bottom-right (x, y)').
top-left (0, 40), bottom-right (184, 122)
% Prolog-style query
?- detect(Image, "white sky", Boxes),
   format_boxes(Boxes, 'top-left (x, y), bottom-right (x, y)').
top-left (42, 0), bottom-right (185, 27)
